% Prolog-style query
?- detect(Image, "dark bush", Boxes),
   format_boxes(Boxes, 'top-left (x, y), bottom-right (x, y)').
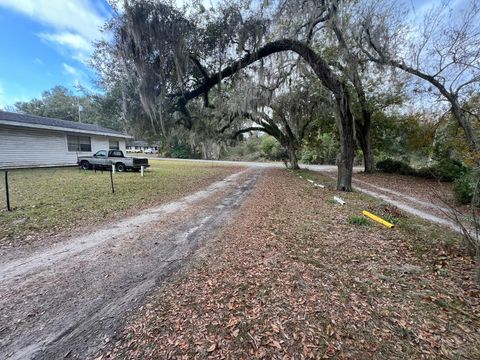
top-left (378, 157), bottom-right (467, 182)
top-left (453, 169), bottom-right (479, 206)
top-left (429, 159), bottom-right (466, 181)
top-left (376, 158), bottom-right (413, 175)
top-left (415, 159), bottom-right (466, 181)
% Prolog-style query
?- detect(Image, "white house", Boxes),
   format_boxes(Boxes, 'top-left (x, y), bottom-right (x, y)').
top-left (0, 110), bottom-right (131, 169)
top-left (126, 140), bottom-right (149, 153)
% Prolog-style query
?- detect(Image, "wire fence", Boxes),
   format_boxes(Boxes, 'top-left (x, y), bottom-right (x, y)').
top-left (0, 164), bottom-right (147, 213)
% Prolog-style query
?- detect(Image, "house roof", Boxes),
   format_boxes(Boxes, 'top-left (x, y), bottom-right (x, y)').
top-left (0, 110), bottom-right (131, 138)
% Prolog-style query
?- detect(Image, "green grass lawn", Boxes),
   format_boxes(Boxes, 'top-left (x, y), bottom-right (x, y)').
top-left (0, 160), bottom-right (238, 246)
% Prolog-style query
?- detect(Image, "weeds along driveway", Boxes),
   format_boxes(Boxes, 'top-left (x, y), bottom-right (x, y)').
top-left (0, 168), bottom-right (260, 360)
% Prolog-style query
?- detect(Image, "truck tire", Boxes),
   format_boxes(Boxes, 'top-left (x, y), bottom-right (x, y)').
top-left (116, 162), bottom-right (126, 172)
top-left (80, 160), bottom-right (90, 170)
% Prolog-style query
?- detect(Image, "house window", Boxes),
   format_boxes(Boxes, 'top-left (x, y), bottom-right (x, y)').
top-left (67, 135), bottom-right (91, 152)
top-left (109, 139), bottom-right (119, 150)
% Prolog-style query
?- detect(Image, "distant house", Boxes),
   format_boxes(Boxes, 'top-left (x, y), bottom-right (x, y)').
top-left (126, 140), bottom-right (148, 153)
top-left (0, 110), bottom-right (131, 169)
top-left (126, 140), bottom-right (160, 153)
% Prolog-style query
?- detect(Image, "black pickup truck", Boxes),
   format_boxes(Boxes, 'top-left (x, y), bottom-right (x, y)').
top-left (78, 150), bottom-right (150, 172)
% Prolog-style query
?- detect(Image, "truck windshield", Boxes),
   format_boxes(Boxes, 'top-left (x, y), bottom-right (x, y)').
top-left (95, 150), bottom-right (107, 157)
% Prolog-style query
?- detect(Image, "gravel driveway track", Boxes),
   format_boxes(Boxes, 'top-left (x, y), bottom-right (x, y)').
top-left (0, 169), bottom-right (260, 360)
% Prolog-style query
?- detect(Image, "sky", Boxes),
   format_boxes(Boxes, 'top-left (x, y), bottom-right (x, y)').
top-left (0, 0), bottom-right (440, 109)
top-left (0, 0), bottom-right (115, 109)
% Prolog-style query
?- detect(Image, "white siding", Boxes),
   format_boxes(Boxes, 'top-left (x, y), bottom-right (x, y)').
top-left (91, 135), bottom-right (109, 154)
top-left (0, 125), bottom-right (128, 169)
top-left (119, 139), bottom-right (126, 152)
top-left (92, 137), bottom-right (126, 153)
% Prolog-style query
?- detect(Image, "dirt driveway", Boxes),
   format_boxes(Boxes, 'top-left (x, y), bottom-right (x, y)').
top-left (0, 168), bottom-right (260, 360)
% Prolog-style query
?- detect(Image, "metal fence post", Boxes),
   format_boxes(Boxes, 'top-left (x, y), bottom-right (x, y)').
top-left (5, 171), bottom-right (11, 211)
top-left (110, 168), bottom-right (115, 194)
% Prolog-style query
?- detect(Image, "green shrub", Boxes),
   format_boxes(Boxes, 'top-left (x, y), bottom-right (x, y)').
top-left (222, 136), bottom-right (267, 162)
top-left (246, 137), bottom-right (261, 154)
top-left (429, 158), bottom-right (466, 181)
top-left (171, 144), bottom-right (190, 159)
top-left (260, 136), bottom-right (287, 161)
top-left (453, 173), bottom-right (474, 204)
top-left (453, 168), bottom-right (479, 206)
top-left (261, 136), bottom-right (277, 156)
top-left (348, 215), bottom-right (371, 226)
top-left (300, 148), bottom-right (317, 164)
top-left (317, 133), bottom-right (339, 164)
top-left (415, 159), bottom-right (466, 181)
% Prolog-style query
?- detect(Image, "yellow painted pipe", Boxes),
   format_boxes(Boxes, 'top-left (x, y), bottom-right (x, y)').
top-left (362, 210), bottom-right (395, 229)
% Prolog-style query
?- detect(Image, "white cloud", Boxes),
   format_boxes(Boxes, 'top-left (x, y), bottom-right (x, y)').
top-left (0, 0), bottom-right (106, 62)
top-left (34, 57), bottom-right (43, 64)
top-left (63, 63), bottom-right (80, 77)
top-left (39, 32), bottom-right (94, 53)
top-left (0, 0), bottom-right (105, 40)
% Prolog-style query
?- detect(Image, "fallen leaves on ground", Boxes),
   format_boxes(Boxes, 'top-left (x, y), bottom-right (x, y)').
top-left (103, 169), bottom-right (480, 359)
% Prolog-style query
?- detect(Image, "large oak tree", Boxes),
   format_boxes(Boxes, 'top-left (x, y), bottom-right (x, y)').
top-left (104, 0), bottom-right (358, 190)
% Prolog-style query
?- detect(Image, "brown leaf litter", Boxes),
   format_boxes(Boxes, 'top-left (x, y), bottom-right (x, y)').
top-left (101, 169), bottom-right (480, 359)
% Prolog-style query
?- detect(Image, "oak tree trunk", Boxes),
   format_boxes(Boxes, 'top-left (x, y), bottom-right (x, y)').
top-left (356, 118), bottom-right (375, 173)
top-left (335, 91), bottom-right (355, 191)
top-left (287, 145), bottom-right (299, 170)
top-left (330, 17), bottom-right (375, 175)
top-left (452, 101), bottom-right (479, 163)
